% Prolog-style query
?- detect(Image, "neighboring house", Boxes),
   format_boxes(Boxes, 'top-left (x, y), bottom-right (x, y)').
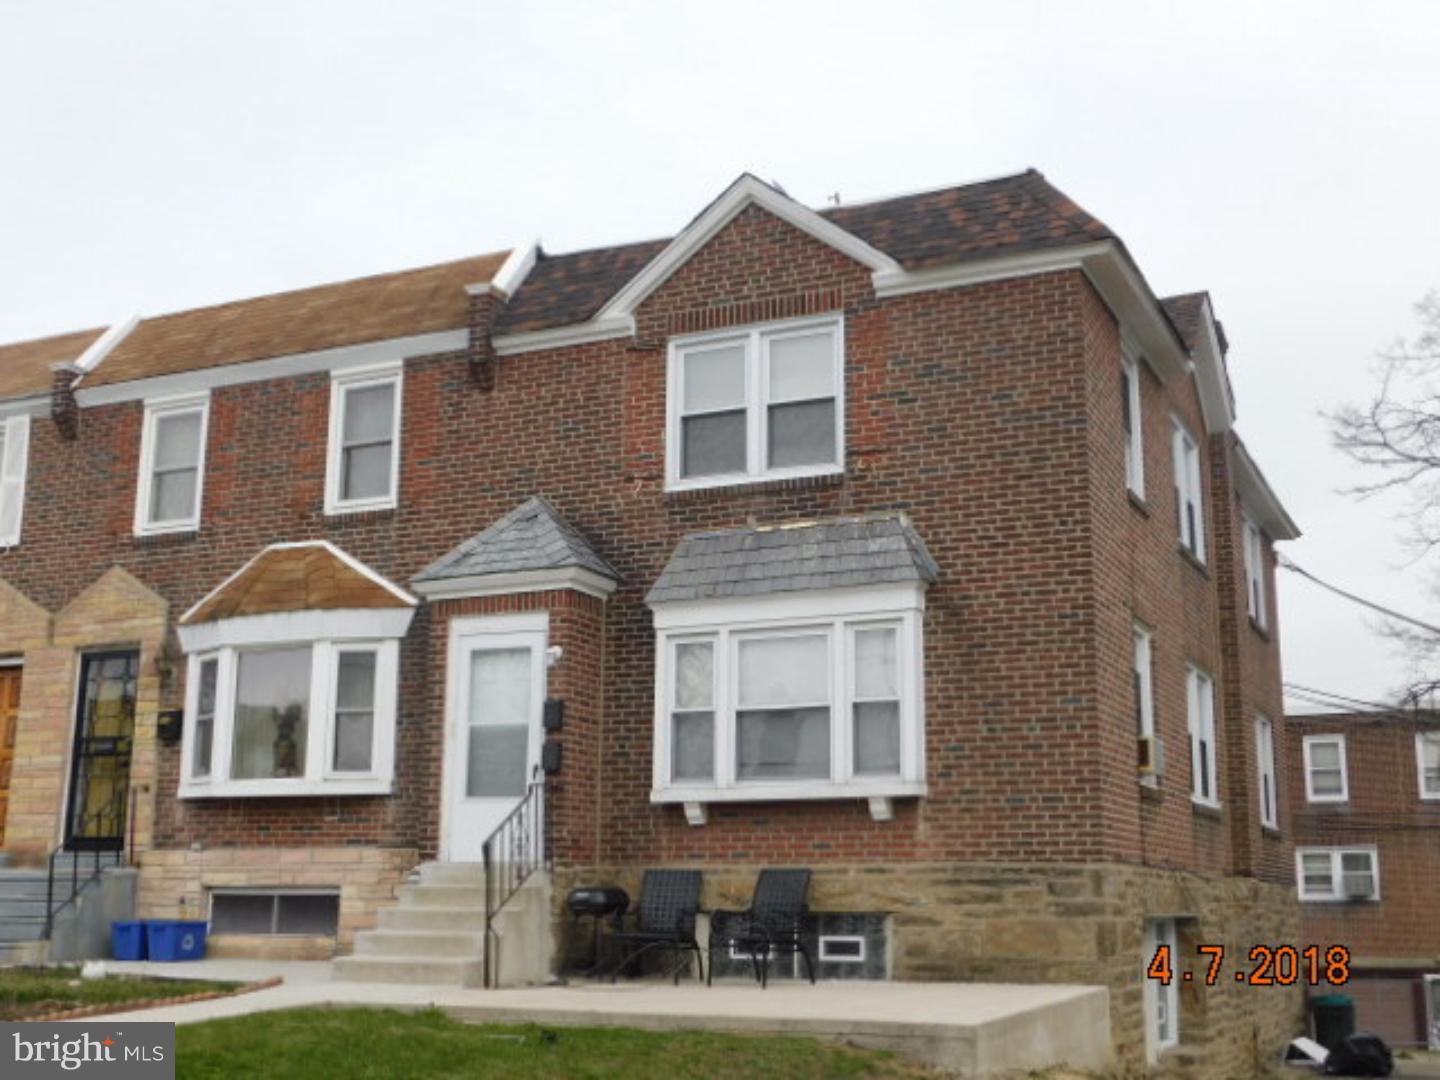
top-left (1285, 709), bottom-right (1440, 1049)
top-left (0, 170), bottom-right (1303, 1074)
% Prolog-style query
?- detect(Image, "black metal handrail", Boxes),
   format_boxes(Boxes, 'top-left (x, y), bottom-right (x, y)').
top-left (480, 773), bottom-right (549, 988)
top-left (43, 796), bottom-right (128, 939)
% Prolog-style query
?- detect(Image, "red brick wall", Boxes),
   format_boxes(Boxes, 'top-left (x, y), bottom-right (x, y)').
top-left (1286, 713), bottom-right (1440, 962)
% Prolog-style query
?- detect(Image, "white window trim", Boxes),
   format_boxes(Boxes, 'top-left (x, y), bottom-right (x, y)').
top-left (1303, 734), bottom-right (1349, 804)
top-left (817, 935), bottom-right (867, 964)
top-left (650, 584), bottom-right (925, 810)
top-left (134, 392), bottom-right (210, 536)
top-left (1123, 346), bottom-right (1144, 498)
top-left (324, 361), bottom-right (403, 515)
top-left (1172, 419), bottom-right (1206, 562)
top-left (1133, 625), bottom-right (1155, 740)
top-left (1255, 713), bottom-right (1278, 829)
top-left (0, 413), bottom-right (31, 548)
top-left (1144, 917), bottom-right (1180, 1061)
top-left (1416, 731), bottom-right (1440, 801)
top-left (1243, 515), bottom-right (1267, 629)
top-left (664, 313), bottom-right (845, 492)
top-left (1296, 846), bottom-right (1380, 902)
top-left (178, 636), bottom-right (399, 799)
top-left (1187, 665), bottom-right (1219, 808)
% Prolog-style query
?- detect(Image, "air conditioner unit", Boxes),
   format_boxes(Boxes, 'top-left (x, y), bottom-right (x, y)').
top-left (1139, 735), bottom-right (1166, 776)
top-left (1342, 877), bottom-right (1374, 900)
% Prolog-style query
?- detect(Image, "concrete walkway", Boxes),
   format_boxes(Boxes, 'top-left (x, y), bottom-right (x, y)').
top-left (87, 960), bottom-right (1111, 1076)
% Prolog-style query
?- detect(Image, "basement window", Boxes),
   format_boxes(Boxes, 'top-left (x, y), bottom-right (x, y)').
top-left (210, 889), bottom-right (340, 936)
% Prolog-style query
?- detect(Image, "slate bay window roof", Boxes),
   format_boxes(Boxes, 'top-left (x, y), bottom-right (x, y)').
top-left (646, 514), bottom-right (939, 606)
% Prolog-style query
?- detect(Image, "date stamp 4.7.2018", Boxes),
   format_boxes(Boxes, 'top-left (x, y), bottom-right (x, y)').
top-left (1146, 944), bottom-right (1351, 987)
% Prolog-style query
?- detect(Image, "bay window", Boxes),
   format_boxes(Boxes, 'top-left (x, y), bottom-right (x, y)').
top-left (652, 586), bottom-right (924, 814)
top-left (180, 638), bottom-right (398, 797)
top-left (668, 315), bottom-right (844, 489)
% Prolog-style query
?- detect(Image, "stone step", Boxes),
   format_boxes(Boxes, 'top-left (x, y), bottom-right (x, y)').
top-left (395, 883), bottom-right (487, 908)
top-left (0, 916), bottom-right (48, 943)
top-left (0, 874), bottom-right (52, 900)
top-left (416, 862), bottom-right (487, 886)
top-left (353, 929), bottom-right (486, 959)
top-left (331, 954), bottom-right (483, 986)
top-left (378, 905), bottom-right (489, 932)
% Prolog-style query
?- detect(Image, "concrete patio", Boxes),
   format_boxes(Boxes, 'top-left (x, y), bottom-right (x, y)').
top-left (90, 959), bottom-right (1112, 1076)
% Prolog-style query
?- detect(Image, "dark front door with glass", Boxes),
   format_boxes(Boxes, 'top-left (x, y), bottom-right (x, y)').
top-left (65, 650), bottom-right (139, 851)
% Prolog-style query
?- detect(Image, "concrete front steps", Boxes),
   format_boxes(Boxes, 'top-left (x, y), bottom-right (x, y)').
top-left (332, 862), bottom-right (552, 988)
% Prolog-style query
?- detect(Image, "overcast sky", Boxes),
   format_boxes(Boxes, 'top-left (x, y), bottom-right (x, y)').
top-left (3, 1), bottom-right (1437, 712)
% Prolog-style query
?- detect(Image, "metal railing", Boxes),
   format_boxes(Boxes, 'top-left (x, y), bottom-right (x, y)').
top-left (481, 775), bottom-right (548, 988)
top-left (43, 796), bottom-right (129, 939)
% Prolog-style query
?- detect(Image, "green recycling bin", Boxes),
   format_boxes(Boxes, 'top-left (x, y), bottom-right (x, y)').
top-left (1311, 993), bottom-right (1356, 1051)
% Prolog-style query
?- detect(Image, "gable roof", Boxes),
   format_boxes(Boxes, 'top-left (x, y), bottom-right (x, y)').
top-left (83, 252), bottom-right (509, 389)
top-left (413, 496), bottom-right (619, 588)
top-left (181, 540), bottom-right (416, 625)
top-left (646, 514), bottom-right (939, 605)
top-left (0, 327), bottom-right (105, 401)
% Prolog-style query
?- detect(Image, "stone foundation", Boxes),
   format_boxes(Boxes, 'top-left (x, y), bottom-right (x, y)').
top-left (137, 846), bottom-right (418, 952)
top-left (553, 861), bottom-right (1303, 1078)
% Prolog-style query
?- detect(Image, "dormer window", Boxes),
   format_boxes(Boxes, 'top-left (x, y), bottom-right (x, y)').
top-left (668, 316), bottom-right (844, 490)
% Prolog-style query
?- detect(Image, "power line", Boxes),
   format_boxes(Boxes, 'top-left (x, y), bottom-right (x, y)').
top-left (1282, 682), bottom-right (1400, 713)
top-left (1276, 554), bottom-right (1440, 635)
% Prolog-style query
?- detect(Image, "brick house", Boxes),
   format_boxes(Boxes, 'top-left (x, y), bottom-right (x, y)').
top-left (1285, 709), bottom-right (1440, 1048)
top-left (0, 170), bottom-right (1304, 1074)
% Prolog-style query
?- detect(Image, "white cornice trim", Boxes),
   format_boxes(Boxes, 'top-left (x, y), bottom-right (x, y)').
top-left (595, 174), bottom-right (901, 322)
top-left (491, 316), bottom-right (634, 357)
top-left (1232, 439), bottom-right (1301, 540)
top-left (74, 329), bottom-right (467, 407)
top-left (176, 606), bottom-right (416, 653)
top-left (468, 242), bottom-right (538, 301)
top-left (412, 565), bottom-right (618, 602)
top-left (0, 394), bottom-right (51, 419)
top-left (870, 245), bottom-right (1100, 298)
top-left (1075, 243), bottom-right (1189, 382)
top-left (71, 315), bottom-right (139, 376)
top-left (1192, 295), bottom-right (1238, 433)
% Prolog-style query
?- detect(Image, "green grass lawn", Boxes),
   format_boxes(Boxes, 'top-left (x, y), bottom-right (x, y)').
top-left (174, 1007), bottom-right (944, 1079)
top-left (0, 965), bottom-right (240, 1019)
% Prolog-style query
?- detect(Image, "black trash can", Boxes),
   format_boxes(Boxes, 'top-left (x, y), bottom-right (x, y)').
top-left (1311, 993), bottom-right (1356, 1051)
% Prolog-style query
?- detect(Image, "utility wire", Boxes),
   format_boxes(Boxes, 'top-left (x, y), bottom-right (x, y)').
top-left (1282, 682), bottom-right (1401, 713)
top-left (1276, 554), bottom-right (1440, 636)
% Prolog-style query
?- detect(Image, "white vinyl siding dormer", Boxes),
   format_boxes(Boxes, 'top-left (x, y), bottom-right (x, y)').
top-left (1122, 347), bottom-right (1144, 498)
top-left (1243, 515), bottom-right (1267, 630)
top-left (1172, 421), bottom-right (1206, 562)
top-left (325, 363), bottom-right (402, 514)
top-left (1419, 732), bottom-right (1440, 801)
top-left (1187, 665), bottom-right (1219, 807)
top-left (0, 414), bottom-right (31, 548)
top-left (1256, 713), bottom-right (1278, 829)
top-left (135, 393), bottom-right (209, 535)
top-left (1303, 734), bottom-right (1348, 804)
top-left (666, 315), bottom-right (844, 491)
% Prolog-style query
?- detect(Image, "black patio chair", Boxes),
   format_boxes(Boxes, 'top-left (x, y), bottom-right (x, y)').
top-left (707, 868), bottom-right (815, 988)
top-left (607, 869), bottom-right (704, 984)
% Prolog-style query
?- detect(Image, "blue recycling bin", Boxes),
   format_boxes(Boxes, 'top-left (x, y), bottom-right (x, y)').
top-left (145, 919), bottom-right (208, 961)
top-left (111, 920), bottom-right (147, 961)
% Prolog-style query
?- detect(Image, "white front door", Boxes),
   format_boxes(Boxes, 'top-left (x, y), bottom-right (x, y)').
top-left (444, 619), bottom-right (546, 862)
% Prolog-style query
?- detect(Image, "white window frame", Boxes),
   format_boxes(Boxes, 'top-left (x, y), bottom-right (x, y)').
top-left (1172, 420), bottom-right (1206, 562)
top-left (1416, 731), bottom-right (1440, 801)
top-left (1296, 846), bottom-right (1380, 902)
top-left (1186, 665), bottom-right (1219, 807)
top-left (179, 637), bottom-right (399, 798)
top-left (1144, 917), bottom-right (1180, 1060)
top-left (665, 314), bottom-right (845, 492)
top-left (1303, 734), bottom-right (1349, 804)
top-left (134, 392), bottom-right (210, 536)
top-left (0, 413), bottom-right (31, 548)
top-left (817, 935), bottom-right (867, 964)
top-left (650, 584), bottom-right (925, 808)
top-left (1255, 713), bottom-right (1278, 829)
top-left (324, 362), bottom-right (403, 515)
top-left (1242, 514), bottom-right (1267, 629)
top-left (1133, 625), bottom-right (1155, 740)
top-left (1122, 346), bottom-right (1145, 498)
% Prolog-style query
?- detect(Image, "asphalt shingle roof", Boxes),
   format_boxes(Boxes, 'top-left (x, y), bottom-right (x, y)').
top-left (646, 515), bottom-right (939, 605)
top-left (1161, 291), bottom-right (1228, 356)
top-left (0, 327), bottom-right (105, 401)
top-left (413, 496), bottom-right (619, 585)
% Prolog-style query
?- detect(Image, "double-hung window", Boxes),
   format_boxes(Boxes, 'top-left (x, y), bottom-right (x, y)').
top-left (1418, 732), bottom-right (1440, 800)
top-left (1122, 349), bottom-right (1144, 497)
top-left (180, 639), bottom-right (398, 797)
top-left (0, 413), bottom-right (31, 547)
top-left (136, 394), bottom-right (209, 535)
top-left (1172, 422), bottom-right (1205, 561)
top-left (1133, 625), bottom-right (1158, 782)
top-left (1296, 847), bottom-right (1379, 901)
top-left (1303, 734), bottom-right (1348, 803)
top-left (653, 588), bottom-right (924, 810)
top-left (1255, 713), bottom-right (1278, 829)
top-left (326, 364), bottom-right (402, 514)
top-left (1243, 516), bottom-right (1267, 629)
top-left (668, 316), bottom-right (844, 489)
top-left (1186, 666), bottom-right (1218, 806)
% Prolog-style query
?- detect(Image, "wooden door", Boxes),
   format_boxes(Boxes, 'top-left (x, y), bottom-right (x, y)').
top-left (0, 666), bottom-right (20, 847)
